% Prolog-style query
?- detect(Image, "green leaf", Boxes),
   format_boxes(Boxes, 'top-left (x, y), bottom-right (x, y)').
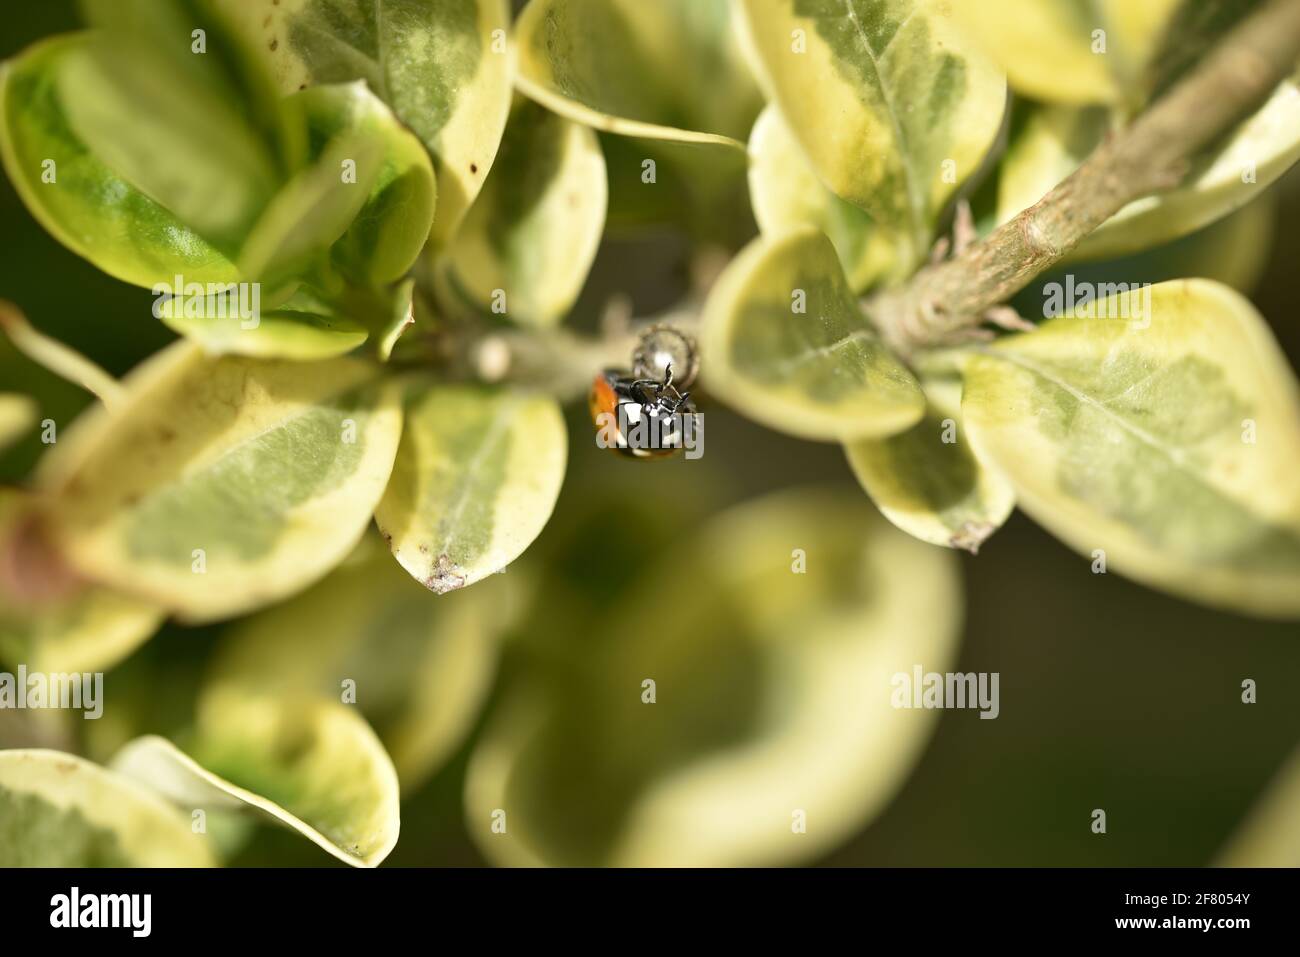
top-left (36, 343), bottom-right (404, 623)
top-left (217, 0), bottom-right (513, 245)
top-left (0, 36), bottom-right (241, 288)
top-left (79, 0), bottom-right (304, 170)
top-left (214, 535), bottom-right (520, 790)
top-left (0, 393), bottom-right (37, 453)
top-left (951, 0), bottom-right (1181, 106)
top-left (437, 98), bottom-right (606, 328)
top-left (371, 278), bottom-right (417, 362)
top-left (748, 104), bottom-right (900, 294)
top-left (963, 279), bottom-right (1300, 618)
top-left (304, 83), bottom-right (437, 287)
top-left (515, 0), bottom-right (761, 150)
top-left (847, 374), bottom-right (1015, 551)
top-left (465, 487), bottom-right (962, 866)
top-left (237, 136), bottom-right (380, 287)
top-left (239, 81), bottom-right (437, 286)
top-left (998, 85), bottom-right (1300, 260)
top-left (736, 0), bottom-right (1006, 263)
top-left (375, 385), bottom-right (566, 593)
top-left (155, 290), bottom-right (370, 361)
top-left (701, 228), bottom-right (925, 442)
top-left (111, 684), bottom-right (400, 867)
top-left (162, 280), bottom-right (417, 364)
top-left (3, 27), bottom-right (433, 344)
top-left (59, 5), bottom-right (285, 250)
top-left (0, 749), bottom-right (215, 866)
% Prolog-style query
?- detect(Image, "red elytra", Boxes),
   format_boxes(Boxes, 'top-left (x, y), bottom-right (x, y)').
top-left (588, 369), bottom-right (696, 459)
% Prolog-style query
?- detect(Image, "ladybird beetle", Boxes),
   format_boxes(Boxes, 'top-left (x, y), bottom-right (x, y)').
top-left (590, 325), bottom-right (700, 458)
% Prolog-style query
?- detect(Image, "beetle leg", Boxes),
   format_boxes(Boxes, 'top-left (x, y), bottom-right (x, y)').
top-left (628, 378), bottom-right (660, 407)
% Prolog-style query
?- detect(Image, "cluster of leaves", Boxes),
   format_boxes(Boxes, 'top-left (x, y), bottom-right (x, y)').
top-left (0, 0), bottom-right (1297, 866)
top-left (707, 0), bottom-right (1300, 616)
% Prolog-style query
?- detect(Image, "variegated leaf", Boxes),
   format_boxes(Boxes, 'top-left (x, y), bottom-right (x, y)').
top-left (217, 0), bottom-right (513, 245)
top-left (996, 105), bottom-right (1113, 228)
top-left (700, 227), bottom-right (925, 441)
top-left (998, 85), bottom-right (1300, 260)
top-left (438, 98), bottom-right (606, 328)
top-left (111, 684), bottom-right (400, 867)
top-left (300, 82), bottom-right (437, 287)
top-left (963, 279), bottom-right (1300, 618)
top-left (847, 374), bottom-right (1015, 551)
top-left (736, 0), bottom-right (1007, 266)
top-left (466, 488), bottom-right (961, 866)
top-left (952, 0), bottom-right (1182, 105)
top-left (36, 343), bottom-right (403, 623)
top-left (0, 749), bottom-right (215, 866)
top-left (236, 122), bottom-right (382, 288)
top-left (376, 385), bottom-right (566, 593)
top-left (235, 80), bottom-right (438, 291)
top-left (748, 104), bottom-right (900, 293)
top-left (515, 0), bottom-right (761, 150)
top-left (0, 36), bottom-right (241, 289)
top-left (63, 0), bottom-right (292, 252)
top-left (0, 591), bottom-right (162, 677)
top-left (0, 489), bottom-right (163, 673)
top-left (155, 293), bottom-right (370, 361)
top-left (214, 535), bottom-right (519, 790)
top-left (79, 0), bottom-right (304, 169)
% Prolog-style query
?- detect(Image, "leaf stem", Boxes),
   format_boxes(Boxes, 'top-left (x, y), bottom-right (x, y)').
top-left (867, 0), bottom-right (1300, 354)
top-left (0, 300), bottom-right (124, 409)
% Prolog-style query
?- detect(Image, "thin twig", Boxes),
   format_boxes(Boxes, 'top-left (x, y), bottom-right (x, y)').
top-left (868, 0), bottom-right (1300, 354)
top-left (0, 300), bottom-right (124, 409)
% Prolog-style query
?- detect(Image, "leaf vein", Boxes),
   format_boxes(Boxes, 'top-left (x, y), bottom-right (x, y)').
top-left (984, 349), bottom-right (1200, 471)
top-left (835, 0), bottom-right (926, 241)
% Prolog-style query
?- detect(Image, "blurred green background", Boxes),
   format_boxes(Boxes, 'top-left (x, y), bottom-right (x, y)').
top-left (2, 1), bottom-right (1298, 867)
